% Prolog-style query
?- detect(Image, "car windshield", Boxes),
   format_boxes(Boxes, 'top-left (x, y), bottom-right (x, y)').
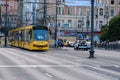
top-left (33, 30), bottom-right (47, 41)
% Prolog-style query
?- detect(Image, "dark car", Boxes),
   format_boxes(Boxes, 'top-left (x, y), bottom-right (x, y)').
top-left (57, 39), bottom-right (64, 47)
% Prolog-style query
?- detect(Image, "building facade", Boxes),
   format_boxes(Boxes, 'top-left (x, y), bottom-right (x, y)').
top-left (1, 0), bottom-right (17, 28)
top-left (44, 0), bottom-right (120, 41)
top-left (17, 0), bottom-right (40, 26)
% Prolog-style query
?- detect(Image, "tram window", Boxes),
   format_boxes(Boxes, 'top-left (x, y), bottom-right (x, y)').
top-left (21, 31), bottom-right (24, 41)
top-left (15, 32), bottom-right (19, 40)
top-left (33, 30), bottom-right (47, 41)
top-left (19, 32), bottom-right (22, 41)
top-left (26, 30), bottom-right (29, 42)
top-left (8, 33), bottom-right (12, 42)
top-left (26, 30), bottom-right (32, 42)
top-left (29, 30), bottom-right (32, 42)
top-left (24, 30), bottom-right (27, 41)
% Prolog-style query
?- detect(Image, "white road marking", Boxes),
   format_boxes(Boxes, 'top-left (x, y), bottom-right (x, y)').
top-left (75, 60), bottom-right (83, 62)
top-left (0, 64), bottom-right (82, 68)
top-left (33, 66), bottom-right (37, 68)
top-left (0, 64), bottom-right (118, 68)
top-left (45, 73), bottom-right (53, 78)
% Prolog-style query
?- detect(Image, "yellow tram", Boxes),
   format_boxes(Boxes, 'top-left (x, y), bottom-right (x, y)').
top-left (8, 25), bottom-right (49, 51)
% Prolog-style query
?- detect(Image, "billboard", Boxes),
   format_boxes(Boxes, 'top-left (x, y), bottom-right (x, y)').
top-left (65, 0), bottom-right (92, 6)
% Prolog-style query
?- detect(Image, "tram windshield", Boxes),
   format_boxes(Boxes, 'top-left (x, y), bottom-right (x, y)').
top-left (33, 30), bottom-right (48, 41)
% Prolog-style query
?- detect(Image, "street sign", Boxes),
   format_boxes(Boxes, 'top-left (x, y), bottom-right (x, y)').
top-left (77, 33), bottom-right (84, 40)
top-left (48, 22), bottom-right (55, 27)
top-left (62, 23), bottom-right (69, 28)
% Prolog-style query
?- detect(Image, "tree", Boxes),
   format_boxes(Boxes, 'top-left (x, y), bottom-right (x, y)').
top-left (108, 14), bottom-right (120, 41)
top-left (100, 25), bottom-right (107, 41)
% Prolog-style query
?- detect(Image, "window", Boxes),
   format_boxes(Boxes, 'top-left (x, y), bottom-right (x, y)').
top-left (96, 0), bottom-right (100, 4)
top-left (61, 20), bottom-right (64, 26)
top-left (62, 7), bottom-right (64, 15)
top-left (118, 8), bottom-right (120, 14)
top-left (99, 21), bottom-right (103, 29)
top-left (34, 30), bottom-right (47, 41)
top-left (96, 8), bottom-right (98, 18)
top-left (68, 20), bottom-right (72, 27)
top-left (62, 20), bottom-right (64, 24)
top-left (68, 8), bottom-right (72, 15)
top-left (62, 0), bottom-right (65, 3)
top-left (57, 7), bottom-right (61, 15)
top-left (8, 18), bottom-right (9, 21)
top-left (87, 8), bottom-right (90, 16)
top-left (58, 22), bottom-right (61, 27)
top-left (78, 8), bottom-right (82, 16)
top-left (96, 0), bottom-right (104, 4)
top-left (9, 1), bottom-right (13, 10)
top-left (111, 0), bottom-right (114, 5)
top-left (15, 18), bottom-right (17, 21)
top-left (119, 0), bottom-right (120, 5)
top-left (11, 18), bottom-right (13, 21)
top-left (110, 8), bottom-right (114, 16)
top-left (78, 20), bottom-right (81, 28)
top-left (99, 8), bottom-right (103, 16)
top-left (2, 17), bottom-right (5, 21)
top-left (10, 6), bottom-right (13, 10)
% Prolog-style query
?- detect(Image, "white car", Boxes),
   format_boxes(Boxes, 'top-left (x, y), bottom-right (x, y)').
top-left (68, 42), bottom-right (75, 47)
top-left (74, 40), bottom-right (91, 50)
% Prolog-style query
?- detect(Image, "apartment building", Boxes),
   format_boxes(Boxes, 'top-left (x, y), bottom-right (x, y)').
top-left (17, 0), bottom-right (40, 26)
top-left (44, 0), bottom-right (120, 41)
top-left (1, 0), bottom-right (17, 28)
top-left (45, 0), bottom-right (96, 39)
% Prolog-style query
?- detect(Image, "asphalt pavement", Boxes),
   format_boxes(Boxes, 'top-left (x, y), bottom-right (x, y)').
top-left (0, 46), bottom-right (119, 80)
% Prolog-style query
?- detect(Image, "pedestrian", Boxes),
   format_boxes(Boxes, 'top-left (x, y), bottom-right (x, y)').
top-left (94, 41), bottom-right (97, 47)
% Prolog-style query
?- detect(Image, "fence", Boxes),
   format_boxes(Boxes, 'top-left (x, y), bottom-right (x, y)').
top-left (97, 43), bottom-right (120, 50)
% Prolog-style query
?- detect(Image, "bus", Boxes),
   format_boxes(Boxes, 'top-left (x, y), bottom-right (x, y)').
top-left (8, 25), bottom-right (49, 51)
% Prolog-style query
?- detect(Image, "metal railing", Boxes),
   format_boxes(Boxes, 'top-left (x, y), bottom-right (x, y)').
top-left (96, 43), bottom-right (120, 50)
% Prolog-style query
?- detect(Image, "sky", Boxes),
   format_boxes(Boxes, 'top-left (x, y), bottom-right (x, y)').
top-left (65, 0), bottom-right (94, 6)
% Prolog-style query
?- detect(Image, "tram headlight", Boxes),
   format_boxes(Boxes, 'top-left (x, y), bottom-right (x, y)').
top-left (33, 41), bottom-right (37, 44)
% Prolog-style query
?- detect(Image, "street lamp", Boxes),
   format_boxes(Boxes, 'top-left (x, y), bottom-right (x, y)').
top-left (81, 17), bottom-right (84, 35)
top-left (86, 15), bottom-right (89, 36)
top-left (43, 0), bottom-right (47, 25)
top-left (4, 0), bottom-right (8, 47)
top-left (32, 0), bottom-right (37, 25)
top-left (89, 0), bottom-right (95, 58)
top-left (54, 0), bottom-right (60, 47)
top-left (105, 5), bottom-right (109, 49)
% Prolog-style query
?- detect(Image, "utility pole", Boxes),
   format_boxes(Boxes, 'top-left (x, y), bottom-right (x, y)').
top-left (4, 0), bottom-right (8, 47)
top-left (89, 0), bottom-right (95, 58)
top-left (81, 17), bottom-right (84, 35)
top-left (105, 5), bottom-right (109, 49)
top-left (86, 16), bottom-right (89, 36)
top-left (43, 0), bottom-right (47, 25)
top-left (54, 0), bottom-right (58, 47)
top-left (33, 0), bottom-right (36, 25)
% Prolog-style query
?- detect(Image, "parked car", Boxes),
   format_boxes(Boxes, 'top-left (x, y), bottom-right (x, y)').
top-left (67, 42), bottom-right (75, 47)
top-left (57, 39), bottom-right (64, 47)
top-left (74, 40), bottom-right (90, 50)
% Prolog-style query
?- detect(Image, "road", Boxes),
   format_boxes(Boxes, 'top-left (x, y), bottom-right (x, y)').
top-left (0, 47), bottom-right (120, 80)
